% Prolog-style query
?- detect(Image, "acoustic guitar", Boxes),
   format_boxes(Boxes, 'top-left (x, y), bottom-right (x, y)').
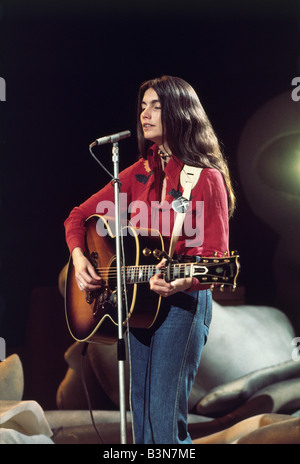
top-left (65, 215), bottom-right (240, 343)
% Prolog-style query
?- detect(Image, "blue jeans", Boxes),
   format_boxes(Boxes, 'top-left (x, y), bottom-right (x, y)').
top-left (129, 289), bottom-right (212, 444)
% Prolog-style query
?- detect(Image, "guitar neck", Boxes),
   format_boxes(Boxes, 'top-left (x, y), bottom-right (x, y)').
top-left (96, 256), bottom-right (238, 287)
top-left (124, 263), bottom-right (204, 284)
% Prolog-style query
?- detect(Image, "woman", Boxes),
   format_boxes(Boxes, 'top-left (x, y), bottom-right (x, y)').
top-left (64, 75), bottom-right (235, 444)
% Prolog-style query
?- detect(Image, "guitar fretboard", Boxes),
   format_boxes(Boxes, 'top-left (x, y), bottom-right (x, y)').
top-left (96, 259), bottom-right (235, 286)
top-left (124, 263), bottom-right (204, 284)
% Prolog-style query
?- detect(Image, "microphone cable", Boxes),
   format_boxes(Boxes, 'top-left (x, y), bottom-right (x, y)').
top-left (80, 342), bottom-right (105, 444)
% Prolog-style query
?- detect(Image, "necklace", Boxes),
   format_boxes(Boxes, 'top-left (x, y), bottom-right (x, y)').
top-left (158, 148), bottom-right (171, 161)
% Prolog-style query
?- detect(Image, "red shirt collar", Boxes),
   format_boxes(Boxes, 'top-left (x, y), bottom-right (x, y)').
top-left (147, 144), bottom-right (184, 194)
top-left (147, 144), bottom-right (183, 171)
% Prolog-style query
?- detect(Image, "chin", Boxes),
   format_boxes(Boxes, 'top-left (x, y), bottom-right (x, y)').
top-left (144, 134), bottom-right (161, 145)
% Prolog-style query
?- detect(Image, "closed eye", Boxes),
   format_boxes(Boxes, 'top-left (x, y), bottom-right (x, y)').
top-left (141, 99), bottom-right (161, 112)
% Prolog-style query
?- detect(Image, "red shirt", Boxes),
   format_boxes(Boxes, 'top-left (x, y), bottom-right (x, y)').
top-left (64, 145), bottom-right (229, 291)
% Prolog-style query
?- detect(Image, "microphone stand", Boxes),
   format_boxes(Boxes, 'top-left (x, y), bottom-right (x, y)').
top-left (112, 142), bottom-right (127, 445)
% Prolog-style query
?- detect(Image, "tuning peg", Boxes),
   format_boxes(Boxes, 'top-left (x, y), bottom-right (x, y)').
top-left (230, 284), bottom-right (237, 293)
top-left (213, 251), bottom-right (217, 257)
top-left (210, 284), bottom-right (215, 291)
top-left (231, 250), bottom-right (238, 256)
top-left (223, 251), bottom-right (228, 257)
top-left (220, 284), bottom-right (225, 292)
top-left (143, 247), bottom-right (152, 257)
top-left (153, 249), bottom-right (162, 260)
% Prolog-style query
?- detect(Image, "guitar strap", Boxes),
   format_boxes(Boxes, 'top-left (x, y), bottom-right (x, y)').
top-left (168, 165), bottom-right (202, 258)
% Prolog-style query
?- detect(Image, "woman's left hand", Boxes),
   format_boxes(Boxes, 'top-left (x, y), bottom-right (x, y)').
top-left (149, 259), bottom-right (193, 297)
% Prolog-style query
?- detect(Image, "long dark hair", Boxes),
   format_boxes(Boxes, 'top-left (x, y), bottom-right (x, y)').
top-left (137, 75), bottom-right (236, 217)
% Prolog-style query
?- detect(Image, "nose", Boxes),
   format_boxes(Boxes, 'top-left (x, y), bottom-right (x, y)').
top-left (141, 106), bottom-right (151, 120)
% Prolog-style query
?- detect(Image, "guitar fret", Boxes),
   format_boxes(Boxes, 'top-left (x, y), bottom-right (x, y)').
top-left (138, 267), bottom-right (143, 282)
top-left (126, 266), bottom-right (134, 283)
top-left (125, 265), bottom-right (157, 284)
top-left (185, 264), bottom-right (192, 278)
top-left (124, 264), bottom-right (195, 283)
top-left (173, 264), bottom-right (180, 279)
top-left (148, 266), bottom-right (153, 281)
top-left (170, 264), bottom-right (192, 280)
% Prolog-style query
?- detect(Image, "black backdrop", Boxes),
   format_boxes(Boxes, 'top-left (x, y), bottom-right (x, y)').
top-left (1, 0), bottom-right (300, 346)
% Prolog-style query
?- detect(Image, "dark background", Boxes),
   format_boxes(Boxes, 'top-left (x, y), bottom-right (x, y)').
top-left (0, 0), bottom-right (300, 349)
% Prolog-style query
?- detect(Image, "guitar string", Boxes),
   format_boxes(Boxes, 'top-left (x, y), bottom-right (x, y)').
top-left (94, 264), bottom-right (220, 272)
top-left (91, 269), bottom-right (225, 280)
top-left (94, 264), bottom-right (201, 276)
top-left (94, 261), bottom-right (229, 270)
top-left (91, 263), bottom-right (230, 281)
top-left (94, 261), bottom-right (228, 268)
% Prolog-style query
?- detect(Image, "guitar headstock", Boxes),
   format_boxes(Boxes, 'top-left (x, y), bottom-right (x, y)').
top-left (193, 251), bottom-right (240, 291)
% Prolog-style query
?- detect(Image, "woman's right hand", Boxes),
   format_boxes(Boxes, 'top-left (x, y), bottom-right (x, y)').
top-left (72, 247), bottom-right (103, 292)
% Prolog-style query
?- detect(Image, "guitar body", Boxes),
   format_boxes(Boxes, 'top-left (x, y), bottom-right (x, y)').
top-left (65, 215), bottom-right (165, 343)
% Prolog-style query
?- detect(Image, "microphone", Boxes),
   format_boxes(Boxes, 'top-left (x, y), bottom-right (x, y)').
top-left (91, 130), bottom-right (131, 147)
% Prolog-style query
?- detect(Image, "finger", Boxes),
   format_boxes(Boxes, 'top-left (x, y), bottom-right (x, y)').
top-left (86, 262), bottom-right (102, 281)
top-left (150, 274), bottom-right (165, 288)
top-left (77, 268), bottom-right (101, 286)
top-left (77, 279), bottom-right (103, 292)
top-left (156, 258), bottom-right (167, 269)
top-left (170, 281), bottom-right (176, 292)
top-left (76, 271), bottom-right (103, 291)
top-left (149, 277), bottom-right (172, 294)
top-left (77, 281), bottom-right (84, 291)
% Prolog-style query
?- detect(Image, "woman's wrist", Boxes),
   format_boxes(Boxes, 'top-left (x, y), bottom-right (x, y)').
top-left (71, 247), bottom-right (85, 262)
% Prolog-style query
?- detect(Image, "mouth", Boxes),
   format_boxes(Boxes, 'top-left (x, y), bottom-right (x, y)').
top-left (143, 124), bottom-right (154, 130)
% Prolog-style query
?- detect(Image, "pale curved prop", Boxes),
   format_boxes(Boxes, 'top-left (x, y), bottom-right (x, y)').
top-left (196, 359), bottom-right (300, 416)
top-left (0, 354), bottom-right (24, 401)
top-left (193, 413), bottom-right (292, 444)
top-left (0, 400), bottom-right (53, 438)
top-left (237, 416), bottom-right (300, 444)
top-left (189, 377), bottom-right (300, 440)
